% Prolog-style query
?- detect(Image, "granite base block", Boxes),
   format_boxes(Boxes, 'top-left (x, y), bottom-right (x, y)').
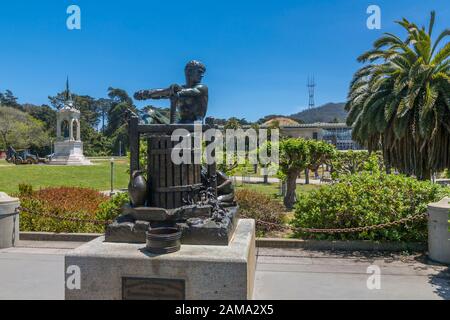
top-left (65, 219), bottom-right (256, 300)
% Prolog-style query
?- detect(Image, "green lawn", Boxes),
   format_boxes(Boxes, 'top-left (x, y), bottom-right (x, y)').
top-left (0, 159), bottom-right (129, 194)
top-left (236, 182), bottom-right (321, 202)
top-left (0, 158), bottom-right (322, 201)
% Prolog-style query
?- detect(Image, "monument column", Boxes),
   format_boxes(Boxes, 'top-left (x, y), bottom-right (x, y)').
top-left (76, 120), bottom-right (81, 141)
top-left (69, 120), bottom-right (74, 141)
top-left (56, 118), bottom-right (61, 139)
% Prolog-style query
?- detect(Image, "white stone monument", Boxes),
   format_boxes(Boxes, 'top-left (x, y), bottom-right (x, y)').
top-left (50, 80), bottom-right (91, 165)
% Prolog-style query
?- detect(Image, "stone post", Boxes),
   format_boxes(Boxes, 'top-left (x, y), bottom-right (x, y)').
top-left (427, 197), bottom-right (450, 264)
top-left (0, 192), bottom-right (20, 249)
top-left (76, 120), bottom-right (81, 141)
top-left (69, 120), bottom-right (74, 141)
top-left (56, 118), bottom-right (61, 139)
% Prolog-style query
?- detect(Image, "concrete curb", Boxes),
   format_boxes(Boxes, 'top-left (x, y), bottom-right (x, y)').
top-left (20, 232), bottom-right (101, 242)
top-left (256, 238), bottom-right (427, 252)
top-left (19, 232), bottom-right (426, 252)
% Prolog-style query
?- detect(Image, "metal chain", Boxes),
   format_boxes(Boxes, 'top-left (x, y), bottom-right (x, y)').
top-left (242, 212), bottom-right (428, 234)
top-left (17, 206), bottom-right (113, 226)
top-left (17, 206), bottom-right (428, 234)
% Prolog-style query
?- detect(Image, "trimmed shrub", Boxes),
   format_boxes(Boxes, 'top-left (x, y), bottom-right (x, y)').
top-left (33, 187), bottom-right (107, 213)
top-left (291, 172), bottom-right (448, 241)
top-left (95, 192), bottom-right (129, 222)
top-left (235, 189), bottom-right (286, 236)
top-left (19, 187), bottom-right (110, 233)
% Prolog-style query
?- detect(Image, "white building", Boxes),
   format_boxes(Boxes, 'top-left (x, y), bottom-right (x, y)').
top-left (49, 81), bottom-right (91, 165)
top-left (277, 122), bottom-right (362, 150)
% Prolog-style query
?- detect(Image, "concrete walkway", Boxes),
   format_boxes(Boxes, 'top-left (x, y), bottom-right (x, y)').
top-left (255, 248), bottom-right (450, 300)
top-left (0, 241), bottom-right (449, 300)
top-left (0, 241), bottom-right (77, 300)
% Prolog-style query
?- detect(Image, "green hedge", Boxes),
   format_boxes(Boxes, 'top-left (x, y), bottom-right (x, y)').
top-left (19, 186), bottom-right (128, 233)
top-left (291, 172), bottom-right (448, 241)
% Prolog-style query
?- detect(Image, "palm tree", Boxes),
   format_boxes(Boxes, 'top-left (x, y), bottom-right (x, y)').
top-left (346, 11), bottom-right (449, 180)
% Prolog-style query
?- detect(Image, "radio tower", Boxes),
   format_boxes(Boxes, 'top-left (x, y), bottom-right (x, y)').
top-left (307, 75), bottom-right (316, 109)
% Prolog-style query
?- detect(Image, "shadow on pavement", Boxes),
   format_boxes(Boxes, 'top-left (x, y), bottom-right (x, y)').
top-left (429, 268), bottom-right (450, 299)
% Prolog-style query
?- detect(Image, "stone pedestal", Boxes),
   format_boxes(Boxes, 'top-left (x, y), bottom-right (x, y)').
top-left (65, 219), bottom-right (256, 300)
top-left (50, 140), bottom-right (91, 165)
top-left (0, 192), bottom-right (20, 249)
top-left (427, 197), bottom-right (450, 264)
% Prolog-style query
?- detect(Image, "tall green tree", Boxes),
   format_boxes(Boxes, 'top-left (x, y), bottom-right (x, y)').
top-left (279, 138), bottom-right (310, 209)
top-left (97, 98), bottom-right (113, 133)
top-left (106, 87), bottom-right (137, 154)
top-left (346, 11), bottom-right (450, 180)
top-left (306, 140), bottom-right (336, 183)
top-left (22, 104), bottom-right (57, 132)
top-left (0, 90), bottom-right (20, 108)
top-left (224, 117), bottom-right (242, 130)
top-left (0, 106), bottom-right (49, 151)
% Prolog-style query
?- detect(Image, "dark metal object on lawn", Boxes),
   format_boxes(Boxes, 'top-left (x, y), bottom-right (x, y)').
top-left (146, 227), bottom-right (182, 254)
top-left (5, 146), bottom-right (46, 165)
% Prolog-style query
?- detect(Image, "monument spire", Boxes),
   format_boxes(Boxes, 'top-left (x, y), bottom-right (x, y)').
top-left (63, 77), bottom-right (75, 110)
top-left (65, 76), bottom-right (72, 102)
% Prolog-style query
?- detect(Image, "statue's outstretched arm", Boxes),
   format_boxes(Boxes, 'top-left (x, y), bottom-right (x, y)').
top-left (134, 87), bottom-right (174, 100)
top-left (176, 85), bottom-right (206, 97)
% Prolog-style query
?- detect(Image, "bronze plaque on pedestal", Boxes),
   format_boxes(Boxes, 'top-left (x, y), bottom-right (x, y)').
top-left (122, 277), bottom-right (185, 300)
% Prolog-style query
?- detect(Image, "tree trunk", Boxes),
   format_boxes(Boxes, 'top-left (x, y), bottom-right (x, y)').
top-left (102, 112), bottom-right (105, 133)
top-left (419, 169), bottom-right (432, 181)
top-left (305, 168), bottom-right (310, 185)
top-left (284, 170), bottom-right (299, 209)
top-left (385, 164), bottom-right (391, 174)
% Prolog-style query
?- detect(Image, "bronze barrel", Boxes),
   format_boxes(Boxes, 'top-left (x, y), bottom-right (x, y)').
top-left (147, 134), bottom-right (202, 209)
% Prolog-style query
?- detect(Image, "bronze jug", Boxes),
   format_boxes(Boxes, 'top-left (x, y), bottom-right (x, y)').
top-left (128, 171), bottom-right (147, 207)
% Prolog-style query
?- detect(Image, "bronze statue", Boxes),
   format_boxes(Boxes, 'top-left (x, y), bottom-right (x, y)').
top-left (134, 60), bottom-right (208, 124)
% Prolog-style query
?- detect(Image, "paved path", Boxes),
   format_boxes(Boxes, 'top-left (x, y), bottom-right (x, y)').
top-left (0, 241), bottom-right (79, 300)
top-left (0, 242), bottom-right (449, 300)
top-left (254, 248), bottom-right (450, 300)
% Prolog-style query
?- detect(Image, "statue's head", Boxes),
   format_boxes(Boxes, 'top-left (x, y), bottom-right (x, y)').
top-left (185, 60), bottom-right (206, 85)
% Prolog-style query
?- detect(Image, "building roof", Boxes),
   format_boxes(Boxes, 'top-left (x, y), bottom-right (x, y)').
top-left (262, 117), bottom-right (300, 126)
top-left (282, 122), bottom-right (350, 129)
top-left (219, 122), bottom-right (352, 130)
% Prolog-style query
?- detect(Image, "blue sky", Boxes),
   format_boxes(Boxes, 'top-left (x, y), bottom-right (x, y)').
top-left (0, 0), bottom-right (448, 121)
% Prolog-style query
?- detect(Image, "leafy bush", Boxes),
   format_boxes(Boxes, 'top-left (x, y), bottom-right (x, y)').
top-left (330, 150), bottom-right (384, 179)
top-left (18, 183), bottom-right (33, 196)
top-left (291, 172), bottom-right (448, 241)
top-left (235, 189), bottom-right (285, 236)
top-left (33, 187), bottom-right (107, 213)
top-left (443, 169), bottom-right (450, 179)
top-left (96, 192), bottom-right (129, 222)
top-left (19, 187), bottom-right (110, 233)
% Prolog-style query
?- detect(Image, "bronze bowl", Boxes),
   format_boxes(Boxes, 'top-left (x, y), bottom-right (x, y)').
top-left (146, 227), bottom-right (182, 254)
